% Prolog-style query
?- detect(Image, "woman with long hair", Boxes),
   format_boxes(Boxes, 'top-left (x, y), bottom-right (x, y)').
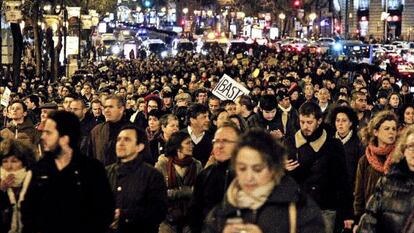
top-left (155, 132), bottom-right (202, 233)
top-left (354, 111), bottom-right (398, 225)
top-left (203, 129), bottom-right (325, 233)
top-left (356, 125), bottom-right (414, 233)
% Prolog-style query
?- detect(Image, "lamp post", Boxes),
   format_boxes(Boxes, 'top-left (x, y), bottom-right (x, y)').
top-left (308, 12), bottom-right (317, 38)
top-left (182, 7), bottom-right (188, 33)
top-left (279, 13), bottom-right (286, 38)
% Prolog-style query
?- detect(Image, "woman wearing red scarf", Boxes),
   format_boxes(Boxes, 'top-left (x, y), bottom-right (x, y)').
top-left (155, 132), bottom-right (202, 233)
top-left (354, 111), bottom-right (398, 228)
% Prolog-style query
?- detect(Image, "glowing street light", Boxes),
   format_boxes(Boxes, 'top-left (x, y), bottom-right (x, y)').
top-left (308, 12), bottom-right (317, 21)
top-left (279, 13), bottom-right (286, 20)
top-left (182, 7), bottom-right (188, 15)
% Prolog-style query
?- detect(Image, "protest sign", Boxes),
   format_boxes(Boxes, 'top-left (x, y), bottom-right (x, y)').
top-left (1, 87), bottom-right (11, 107)
top-left (212, 74), bottom-right (250, 101)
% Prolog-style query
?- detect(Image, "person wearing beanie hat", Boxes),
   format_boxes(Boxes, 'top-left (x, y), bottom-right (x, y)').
top-left (277, 90), bottom-right (300, 140)
top-left (372, 90), bottom-right (389, 115)
top-left (247, 95), bottom-right (284, 140)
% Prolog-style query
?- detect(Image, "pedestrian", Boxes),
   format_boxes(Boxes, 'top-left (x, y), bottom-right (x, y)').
top-left (354, 111), bottom-right (398, 226)
top-left (21, 111), bottom-right (114, 233)
top-left (106, 125), bottom-right (167, 233)
top-left (356, 124), bottom-right (414, 233)
top-left (203, 129), bottom-right (325, 233)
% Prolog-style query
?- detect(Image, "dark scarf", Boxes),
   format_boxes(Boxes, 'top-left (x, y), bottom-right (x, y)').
top-left (302, 125), bottom-right (324, 142)
top-left (167, 156), bottom-right (197, 189)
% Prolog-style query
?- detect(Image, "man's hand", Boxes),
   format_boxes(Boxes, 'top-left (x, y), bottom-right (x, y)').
top-left (344, 219), bottom-right (354, 229)
top-left (285, 159), bottom-right (300, 171)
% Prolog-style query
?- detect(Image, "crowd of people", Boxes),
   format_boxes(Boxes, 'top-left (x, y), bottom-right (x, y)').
top-left (0, 44), bottom-right (413, 233)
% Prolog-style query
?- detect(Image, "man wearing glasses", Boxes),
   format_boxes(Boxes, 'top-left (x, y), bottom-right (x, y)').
top-left (189, 122), bottom-right (240, 233)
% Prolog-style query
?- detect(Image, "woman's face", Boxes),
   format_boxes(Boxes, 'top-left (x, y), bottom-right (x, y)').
top-left (2, 156), bottom-right (23, 172)
top-left (235, 147), bottom-right (274, 194)
top-left (148, 116), bottom-right (160, 132)
top-left (179, 138), bottom-right (193, 157)
top-left (374, 120), bottom-right (397, 146)
top-left (404, 107), bottom-right (414, 125)
top-left (389, 95), bottom-right (400, 108)
top-left (403, 134), bottom-right (414, 171)
top-left (335, 113), bottom-right (352, 137)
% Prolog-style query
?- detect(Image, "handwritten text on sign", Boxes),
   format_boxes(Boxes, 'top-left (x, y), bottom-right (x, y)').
top-left (212, 74), bottom-right (250, 101)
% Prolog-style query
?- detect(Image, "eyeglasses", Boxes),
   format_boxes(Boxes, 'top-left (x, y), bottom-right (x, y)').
top-left (212, 139), bottom-right (237, 145)
top-left (405, 144), bottom-right (414, 152)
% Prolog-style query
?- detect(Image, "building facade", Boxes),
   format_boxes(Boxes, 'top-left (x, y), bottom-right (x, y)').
top-left (339, 0), bottom-right (414, 40)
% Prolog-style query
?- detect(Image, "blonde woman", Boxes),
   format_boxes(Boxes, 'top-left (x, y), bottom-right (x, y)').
top-left (356, 125), bottom-right (414, 233)
top-left (354, 111), bottom-right (398, 224)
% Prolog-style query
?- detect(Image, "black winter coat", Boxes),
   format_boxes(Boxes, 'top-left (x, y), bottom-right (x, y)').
top-left (286, 129), bottom-right (354, 219)
top-left (189, 160), bottom-right (234, 233)
top-left (357, 159), bottom-right (414, 233)
top-left (342, 133), bottom-right (365, 187)
top-left (106, 156), bottom-right (168, 233)
top-left (202, 175), bottom-right (325, 233)
top-left (21, 154), bottom-right (114, 233)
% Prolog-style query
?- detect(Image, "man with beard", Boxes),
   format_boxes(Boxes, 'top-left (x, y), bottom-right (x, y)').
top-left (285, 102), bottom-right (353, 233)
top-left (21, 111), bottom-right (114, 233)
top-left (350, 91), bottom-right (371, 129)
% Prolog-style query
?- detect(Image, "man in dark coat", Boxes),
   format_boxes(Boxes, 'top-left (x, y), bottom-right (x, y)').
top-left (181, 104), bottom-right (213, 166)
top-left (285, 102), bottom-right (354, 233)
top-left (189, 123), bottom-right (239, 233)
top-left (106, 125), bottom-right (167, 233)
top-left (87, 95), bottom-right (131, 166)
top-left (21, 111), bottom-right (114, 233)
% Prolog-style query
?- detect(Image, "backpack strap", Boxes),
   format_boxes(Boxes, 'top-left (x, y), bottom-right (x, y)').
top-left (289, 202), bottom-right (297, 233)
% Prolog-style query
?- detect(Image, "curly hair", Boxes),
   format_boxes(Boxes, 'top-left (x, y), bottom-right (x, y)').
top-left (359, 110), bottom-right (398, 146)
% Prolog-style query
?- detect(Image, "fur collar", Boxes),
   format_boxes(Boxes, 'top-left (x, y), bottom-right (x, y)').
top-left (335, 130), bottom-right (353, 145)
top-left (295, 129), bottom-right (327, 152)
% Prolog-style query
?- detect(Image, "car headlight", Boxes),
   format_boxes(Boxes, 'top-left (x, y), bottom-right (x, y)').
top-left (201, 50), bottom-right (208, 55)
top-left (161, 51), bottom-right (168, 58)
top-left (333, 43), bottom-right (342, 51)
top-left (111, 45), bottom-right (121, 54)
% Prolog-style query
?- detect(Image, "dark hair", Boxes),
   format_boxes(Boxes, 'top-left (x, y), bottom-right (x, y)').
top-left (329, 105), bottom-right (359, 133)
top-left (148, 109), bottom-right (162, 119)
top-left (119, 125), bottom-right (148, 145)
top-left (47, 111), bottom-right (81, 151)
top-left (71, 98), bottom-right (87, 109)
top-left (299, 102), bottom-right (322, 120)
top-left (164, 132), bottom-right (191, 157)
top-left (232, 129), bottom-right (286, 179)
top-left (10, 100), bottom-right (27, 112)
top-left (187, 103), bottom-right (209, 120)
top-left (90, 99), bottom-right (102, 105)
top-left (0, 139), bottom-right (36, 169)
top-left (229, 114), bottom-right (248, 132)
top-left (399, 104), bottom-right (414, 125)
top-left (118, 125), bottom-right (151, 160)
top-left (25, 95), bottom-right (40, 108)
top-left (237, 95), bottom-right (255, 111)
top-left (259, 95), bottom-right (277, 111)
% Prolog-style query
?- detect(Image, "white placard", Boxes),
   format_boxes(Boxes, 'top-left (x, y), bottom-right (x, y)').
top-left (212, 74), bottom-right (250, 101)
top-left (1, 87), bottom-right (12, 107)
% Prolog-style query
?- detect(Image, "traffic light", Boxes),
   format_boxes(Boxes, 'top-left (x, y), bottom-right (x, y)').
top-left (293, 0), bottom-right (301, 8)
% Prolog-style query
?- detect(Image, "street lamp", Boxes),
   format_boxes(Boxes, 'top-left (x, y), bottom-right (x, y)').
top-left (182, 7), bottom-right (188, 15)
top-left (308, 12), bottom-right (317, 38)
top-left (279, 13), bottom-right (286, 37)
